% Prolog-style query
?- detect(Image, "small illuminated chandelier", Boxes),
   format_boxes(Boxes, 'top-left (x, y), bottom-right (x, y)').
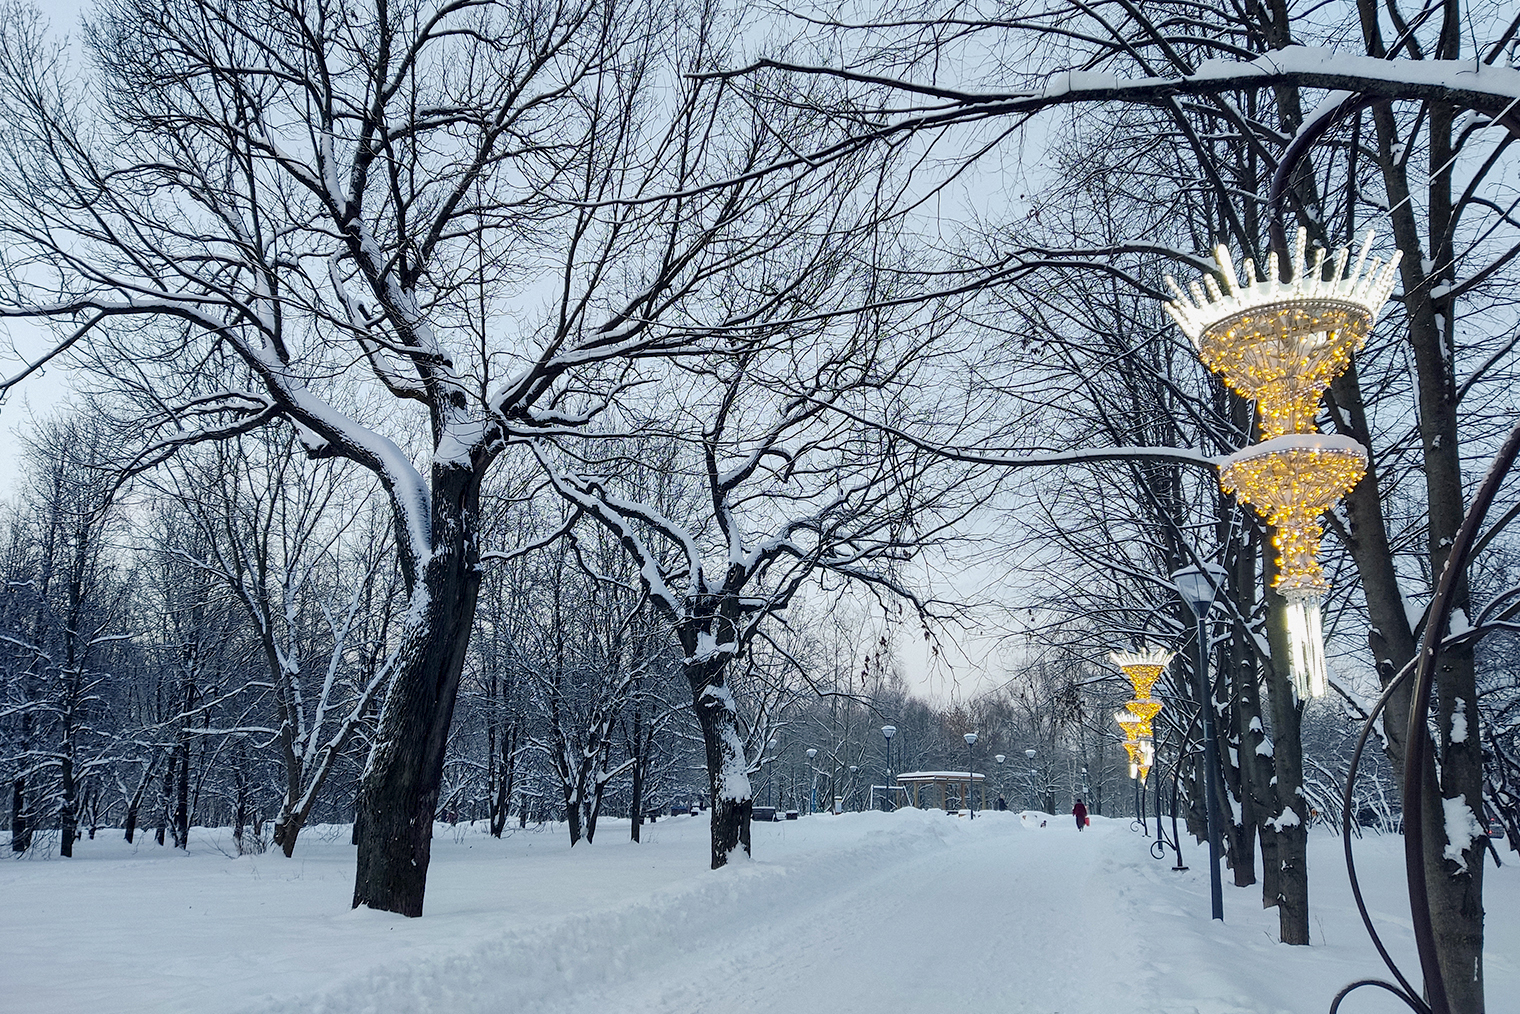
top-left (1111, 646), bottom-right (1173, 699)
top-left (1163, 229), bottom-right (1403, 699)
top-left (1114, 710), bottom-right (1152, 781)
top-left (1113, 648), bottom-right (1171, 782)
top-left (1122, 738), bottom-right (1149, 782)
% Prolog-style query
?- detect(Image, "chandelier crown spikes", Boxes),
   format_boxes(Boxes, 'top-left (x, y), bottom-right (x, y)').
top-left (1163, 228), bottom-right (1403, 343)
top-left (1110, 647), bottom-right (1175, 670)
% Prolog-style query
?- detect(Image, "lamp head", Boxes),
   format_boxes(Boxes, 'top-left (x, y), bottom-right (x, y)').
top-left (995, 754), bottom-right (1006, 765)
top-left (1024, 748), bottom-right (1036, 760)
top-left (1171, 563), bottom-right (1228, 616)
top-left (964, 732), bottom-right (978, 746)
top-left (806, 748), bottom-right (817, 760)
top-left (881, 725), bottom-right (896, 740)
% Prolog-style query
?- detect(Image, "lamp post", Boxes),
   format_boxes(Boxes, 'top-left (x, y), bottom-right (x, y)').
top-left (881, 725), bottom-right (896, 811)
top-left (964, 733), bottom-right (978, 819)
top-left (1172, 563), bottom-right (1228, 922)
top-left (1024, 748), bottom-right (1037, 810)
top-left (806, 748), bottom-right (818, 815)
top-left (767, 739), bottom-right (778, 808)
top-left (995, 754), bottom-right (1006, 808)
top-left (849, 765), bottom-right (858, 811)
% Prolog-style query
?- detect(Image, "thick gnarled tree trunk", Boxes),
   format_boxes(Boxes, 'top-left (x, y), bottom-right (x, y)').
top-left (686, 654), bottom-right (752, 869)
top-left (352, 468), bottom-right (482, 917)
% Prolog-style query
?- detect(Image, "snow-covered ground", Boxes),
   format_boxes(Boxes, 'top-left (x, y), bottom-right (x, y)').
top-left (2, 810), bottom-right (1515, 1014)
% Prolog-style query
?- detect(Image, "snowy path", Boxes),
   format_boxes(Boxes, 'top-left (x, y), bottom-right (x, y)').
top-left (558, 813), bottom-right (1131, 1014)
top-left (2, 809), bottom-right (1516, 1014)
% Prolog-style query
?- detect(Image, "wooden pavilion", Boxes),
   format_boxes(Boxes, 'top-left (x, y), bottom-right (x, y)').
top-left (895, 770), bottom-right (989, 812)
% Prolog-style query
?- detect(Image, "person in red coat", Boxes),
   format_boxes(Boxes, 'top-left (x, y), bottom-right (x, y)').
top-left (1072, 799), bottom-right (1088, 831)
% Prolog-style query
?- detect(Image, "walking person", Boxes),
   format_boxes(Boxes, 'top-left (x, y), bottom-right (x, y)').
top-left (1072, 798), bottom-right (1088, 832)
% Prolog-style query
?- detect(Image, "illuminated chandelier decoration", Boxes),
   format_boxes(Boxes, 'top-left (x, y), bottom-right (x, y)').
top-left (1111, 646), bottom-right (1173, 699)
top-left (1112, 648), bottom-right (1171, 782)
top-left (1163, 229), bottom-right (1404, 700)
top-left (1122, 738), bottom-right (1150, 782)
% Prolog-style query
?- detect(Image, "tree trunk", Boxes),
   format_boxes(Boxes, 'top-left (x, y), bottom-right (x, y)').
top-left (1259, 827), bottom-right (1281, 909)
top-left (123, 759), bottom-right (154, 846)
top-left (490, 721), bottom-right (515, 838)
top-left (273, 804), bottom-right (303, 856)
top-left (10, 776), bottom-right (30, 853)
top-left (563, 780), bottom-right (584, 846)
top-left (155, 757), bottom-right (171, 847)
top-left (59, 755), bottom-right (76, 857)
top-left (1235, 658), bottom-right (1278, 900)
top-left (628, 707), bottom-right (645, 843)
top-left (1226, 501), bottom-right (1272, 889)
top-left (233, 753), bottom-right (250, 855)
top-left (352, 470), bottom-right (482, 917)
top-left (687, 656), bottom-right (751, 869)
top-left (173, 735), bottom-right (190, 849)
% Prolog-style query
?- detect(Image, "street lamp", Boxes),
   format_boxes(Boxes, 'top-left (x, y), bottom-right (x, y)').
top-left (805, 748), bottom-right (818, 815)
top-left (1172, 562), bottom-right (1228, 922)
top-left (995, 754), bottom-right (1006, 809)
top-left (1025, 748), bottom-right (1037, 810)
top-left (849, 765), bottom-right (858, 811)
top-left (964, 733), bottom-right (978, 819)
top-left (881, 725), bottom-right (896, 811)
top-left (768, 739), bottom-right (778, 808)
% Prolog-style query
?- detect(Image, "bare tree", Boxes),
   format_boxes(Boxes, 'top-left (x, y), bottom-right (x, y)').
top-left (153, 432), bottom-right (399, 856)
top-left (0, 410), bottom-right (131, 857)
top-left (538, 324), bottom-right (987, 866)
top-left (0, 0), bottom-right (904, 913)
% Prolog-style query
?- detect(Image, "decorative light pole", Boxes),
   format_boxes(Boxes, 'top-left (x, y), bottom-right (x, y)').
top-left (805, 748), bottom-right (818, 815)
top-left (881, 725), bottom-right (896, 811)
top-left (1164, 230), bottom-right (1402, 699)
top-left (1172, 563), bottom-right (1228, 922)
top-left (964, 733), bottom-right (978, 819)
top-left (995, 754), bottom-right (1006, 808)
top-left (1160, 96), bottom-right (1470, 1009)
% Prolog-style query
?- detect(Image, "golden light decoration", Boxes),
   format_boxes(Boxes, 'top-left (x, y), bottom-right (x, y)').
top-left (1113, 649), bottom-right (1168, 782)
top-left (1125, 698), bottom-right (1163, 739)
top-left (1164, 229), bottom-right (1402, 440)
top-left (1217, 434), bottom-right (1368, 596)
top-left (1110, 647), bottom-right (1174, 700)
top-left (1164, 228), bottom-right (1405, 700)
top-left (1118, 738), bottom-right (1149, 784)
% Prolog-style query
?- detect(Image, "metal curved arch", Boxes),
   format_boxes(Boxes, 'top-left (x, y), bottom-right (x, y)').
top-left (1338, 662), bottom-right (1423, 1002)
top-left (1397, 419), bottom-right (1520, 1014)
top-left (1328, 979), bottom-right (1430, 1014)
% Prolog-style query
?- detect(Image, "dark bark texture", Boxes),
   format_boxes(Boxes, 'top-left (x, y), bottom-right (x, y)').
top-left (352, 468), bottom-right (483, 917)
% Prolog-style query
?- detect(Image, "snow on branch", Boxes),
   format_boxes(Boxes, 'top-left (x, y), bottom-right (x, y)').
top-left (723, 48), bottom-right (1520, 121)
